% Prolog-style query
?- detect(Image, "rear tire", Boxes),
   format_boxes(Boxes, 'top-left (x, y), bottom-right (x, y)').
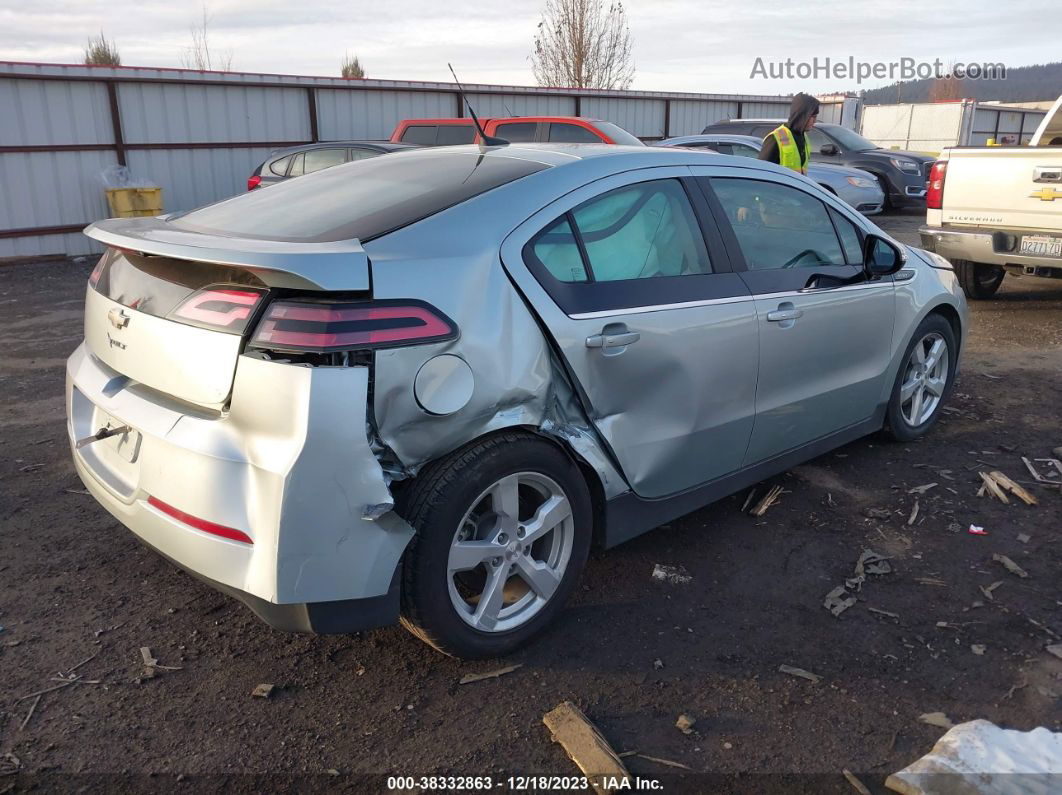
top-left (884, 314), bottom-right (957, 442)
top-left (954, 259), bottom-right (1005, 299)
top-left (396, 432), bottom-right (592, 659)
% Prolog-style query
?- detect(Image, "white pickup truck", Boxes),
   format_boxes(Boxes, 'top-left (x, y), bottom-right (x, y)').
top-left (920, 95), bottom-right (1062, 298)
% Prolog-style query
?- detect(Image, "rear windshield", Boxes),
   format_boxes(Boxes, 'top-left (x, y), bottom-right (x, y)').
top-left (171, 151), bottom-right (549, 243)
top-left (593, 122), bottom-right (644, 146)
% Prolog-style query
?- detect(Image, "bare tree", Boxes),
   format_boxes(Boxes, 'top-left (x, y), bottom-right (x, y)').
top-left (84, 30), bottom-right (121, 66)
top-left (341, 54), bottom-right (366, 79)
top-left (531, 0), bottom-right (634, 89)
top-left (179, 5), bottom-right (233, 71)
top-left (928, 76), bottom-right (965, 102)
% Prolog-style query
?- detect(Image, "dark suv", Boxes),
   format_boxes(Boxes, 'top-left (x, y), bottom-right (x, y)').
top-left (701, 119), bottom-right (934, 209)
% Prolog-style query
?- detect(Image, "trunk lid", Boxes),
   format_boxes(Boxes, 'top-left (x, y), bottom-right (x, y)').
top-left (83, 217), bottom-right (370, 409)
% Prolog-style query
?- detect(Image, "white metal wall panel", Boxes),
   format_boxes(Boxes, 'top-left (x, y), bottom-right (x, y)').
top-left (0, 78), bottom-right (113, 146)
top-left (581, 97), bottom-right (666, 138)
top-left (316, 89), bottom-right (456, 140)
top-left (0, 230), bottom-right (100, 258)
top-left (472, 93), bottom-right (577, 118)
top-left (739, 101), bottom-right (790, 119)
top-left (0, 150), bottom-right (114, 230)
top-left (126, 147), bottom-right (275, 213)
top-left (667, 100), bottom-right (739, 136)
top-left (117, 83), bottom-right (310, 144)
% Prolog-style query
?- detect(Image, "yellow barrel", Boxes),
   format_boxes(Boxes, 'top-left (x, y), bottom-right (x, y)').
top-left (105, 187), bottom-right (164, 218)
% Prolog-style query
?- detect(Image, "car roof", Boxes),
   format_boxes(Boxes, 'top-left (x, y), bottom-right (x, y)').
top-left (658, 133), bottom-right (763, 147)
top-left (398, 116), bottom-right (609, 125)
top-left (267, 141), bottom-right (416, 159)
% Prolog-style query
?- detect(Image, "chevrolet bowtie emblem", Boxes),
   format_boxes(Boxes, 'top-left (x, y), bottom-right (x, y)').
top-left (1030, 187), bottom-right (1062, 201)
top-left (108, 307), bottom-right (131, 329)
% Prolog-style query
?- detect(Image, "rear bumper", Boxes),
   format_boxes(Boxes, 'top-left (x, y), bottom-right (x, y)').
top-left (919, 225), bottom-right (1062, 271)
top-left (66, 343), bottom-right (414, 633)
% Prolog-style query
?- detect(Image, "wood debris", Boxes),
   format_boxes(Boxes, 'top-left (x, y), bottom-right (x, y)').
top-left (992, 554), bottom-right (1028, 578)
top-left (139, 646), bottom-right (181, 679)
top-left (918, 712), bottom-right (954, 729)
top-left (979, 581), bottom-right (1003, 601)
top-left (779, 664), bottom-right (822, 683)
top-left (869, 607), bottom-right (900, 619)
top-left (748, 485), bottom-right (784, 516)
top-left (908, 483), bottom-right (938, 495)
top-left (843, 768), bottom-right (872, 795)
top-left (675, 714), bottom-right (696, 735)
top-left (459, 664), bottom-right (523, 685)
top-left (251, 683), bottom-right (275, 699)
top-left (543, 701), bottom-right (630, 794)
top-left (987, 471), bottom-right (1038, 505)
top-left (916, 577), bottom-right (947, 587)
top-left (908, 500), bottom-right (920, 526)
top-left (1046, 645), bottom-right (1062, 661)
top-left (636, 754), bottom-right (691, 771)
top-left (978, 472), bottom-right (1010, 504)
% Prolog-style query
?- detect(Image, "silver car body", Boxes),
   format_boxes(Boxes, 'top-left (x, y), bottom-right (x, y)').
top-left (655, 134), bottom-right (885, 214)
top-left (68, 144), bottom-right (966, 633)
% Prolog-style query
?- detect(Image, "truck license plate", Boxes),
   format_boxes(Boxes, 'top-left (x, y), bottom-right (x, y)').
top-left (1019, 235), bottom-right (1062, 257)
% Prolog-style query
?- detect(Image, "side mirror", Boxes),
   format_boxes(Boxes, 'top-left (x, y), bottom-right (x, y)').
top-left (862, 234), bottom-right (906, 278)
top-left (820, 144), bottom-right (839, 155)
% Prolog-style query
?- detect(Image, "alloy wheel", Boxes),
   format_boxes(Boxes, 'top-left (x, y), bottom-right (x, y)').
top-left (899, 331), bottom-right (949, 426)
top-left (447, 472), bottom-right (574, 633)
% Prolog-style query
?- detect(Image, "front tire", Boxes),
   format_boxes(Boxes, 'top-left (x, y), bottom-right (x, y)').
top-left (954, 259), bottom-right (1005, 299)
top-left (884, 314), bottom-right (957, 442)
top-left (396, 432), bottom-right (592, 659)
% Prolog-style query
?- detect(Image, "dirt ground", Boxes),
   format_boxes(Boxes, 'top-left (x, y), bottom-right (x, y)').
top-left (1, 211), bottom-right (1060, 793)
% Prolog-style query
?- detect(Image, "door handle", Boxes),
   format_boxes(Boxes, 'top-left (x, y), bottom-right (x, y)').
top-left (766, 308), bottom-right (803, 322)
top-left (586, 328), bottom-right (640, 349)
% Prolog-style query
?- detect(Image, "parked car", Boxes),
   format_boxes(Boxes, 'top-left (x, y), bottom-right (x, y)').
top-left (920, 94), bottom-right (1062, 298)
top-left (701, 119), bottom-right (935, 209)
top-left (390, 116), bottom-right (644, 146)
top-left (654, 134), bottom-right (884, 214)
top-left (247, 141), bottom-right (415, 190)
top-left (71, 144), bottom-right (966, 659)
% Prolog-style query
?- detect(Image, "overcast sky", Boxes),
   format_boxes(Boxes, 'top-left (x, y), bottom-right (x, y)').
top-left (0, 0), bottom-right (1053, 94)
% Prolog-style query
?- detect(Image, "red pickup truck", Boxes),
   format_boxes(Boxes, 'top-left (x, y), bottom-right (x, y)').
top-left (390, 116), bottom-right (644, 146)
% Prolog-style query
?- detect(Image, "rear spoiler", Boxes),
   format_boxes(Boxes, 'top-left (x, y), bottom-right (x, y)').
top-left (84, 216), bottom-right (369, 291)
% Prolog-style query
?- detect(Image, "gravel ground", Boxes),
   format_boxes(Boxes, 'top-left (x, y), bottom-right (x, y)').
top-left (1, 211), bottom-right (1059, 793)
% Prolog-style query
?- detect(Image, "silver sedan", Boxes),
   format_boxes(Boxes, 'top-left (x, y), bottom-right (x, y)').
top-left (69, 144), bottom-right (965, 658)
top-left (655, 133), bottom-right (885, 214)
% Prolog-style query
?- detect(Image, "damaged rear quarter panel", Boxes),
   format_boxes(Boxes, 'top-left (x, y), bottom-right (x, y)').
top-left (365, 218), bottom-right (628, 500)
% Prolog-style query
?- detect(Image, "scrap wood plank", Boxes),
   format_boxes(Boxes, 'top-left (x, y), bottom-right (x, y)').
top-left (988, 471), bottom-right (1038, 506)
top-left (750, 485), bottom-right (784, 516)
top-left (543, 701), bottom-right (630, 794)
top-left (978, 472), bottom-right (1010, 504)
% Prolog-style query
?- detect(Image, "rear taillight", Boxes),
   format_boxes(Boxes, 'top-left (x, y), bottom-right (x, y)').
top-left (247, 175), bottom-right (262, 191)
top-left (168, 287), bottom-right (266, 334)
top-left (249, 299), bottom-right (457, 353)
top-left (927, 161), bottom-right (947, 209)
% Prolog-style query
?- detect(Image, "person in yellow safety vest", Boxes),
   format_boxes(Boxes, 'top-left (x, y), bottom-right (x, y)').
top-left (758, 92), bottom-right (821, 174)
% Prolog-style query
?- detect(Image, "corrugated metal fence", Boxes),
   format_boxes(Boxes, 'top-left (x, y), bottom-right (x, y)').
top-left (1, 61), bottom-right (814, 257)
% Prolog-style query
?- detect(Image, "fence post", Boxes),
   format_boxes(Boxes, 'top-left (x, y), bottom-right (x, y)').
top-left (307, 87), bottom-right (319, 142)
top-left (106, 81), bottom-right (126, 166)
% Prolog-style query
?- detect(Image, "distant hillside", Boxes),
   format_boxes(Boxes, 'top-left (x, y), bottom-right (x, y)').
top-left (861, 61), bottom-right (1062, 105)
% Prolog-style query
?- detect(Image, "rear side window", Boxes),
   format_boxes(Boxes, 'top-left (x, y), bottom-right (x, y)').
top-left (349, 148), bottom-right (381, 161)
top-left (303, 148), bottom-right (346, 174)
top-left (548, 123), bottom-right (601, 143)
top-left (288, 152), bottom-right (305, 176)
top-left (711, 178), bottom-right (846, 270)
top-left (437, 125), bottom-right (476, 145)
top-left (172, 151), bottom-right (549, 243)
top-left (401, 125), bottom-right (438, 145)
top-left (494, 122), bottom-right (538, 142)
top-left (269, 155), bottom-right (292, 176)
top-left (528, 179), bottom-right (712, 284)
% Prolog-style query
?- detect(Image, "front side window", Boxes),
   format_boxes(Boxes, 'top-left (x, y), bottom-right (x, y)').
top-left (730, 143), bottom-right (761, 158)
top-left (528, 179), bottom-right (711, 284)
top-left (548, 123), bottom-right (601, 144)
top-left (806, 127), bottom-right (833, 153)
top-left (830, 208), bottom-right (864, 265)
top-left (711, 178), bottom-right (846, 270)
top-left (495, 122), bottom-right (538, 142)
top-left (303, 148), bottom-right (347, 174)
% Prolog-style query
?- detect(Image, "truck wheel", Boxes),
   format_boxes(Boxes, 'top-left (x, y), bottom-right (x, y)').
top-left (396, 432), bottom-right (592, 659)
top-left (954, 259), bottom-right (1005, 299)
top-left (884, 314), bottom-right (957, 442)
